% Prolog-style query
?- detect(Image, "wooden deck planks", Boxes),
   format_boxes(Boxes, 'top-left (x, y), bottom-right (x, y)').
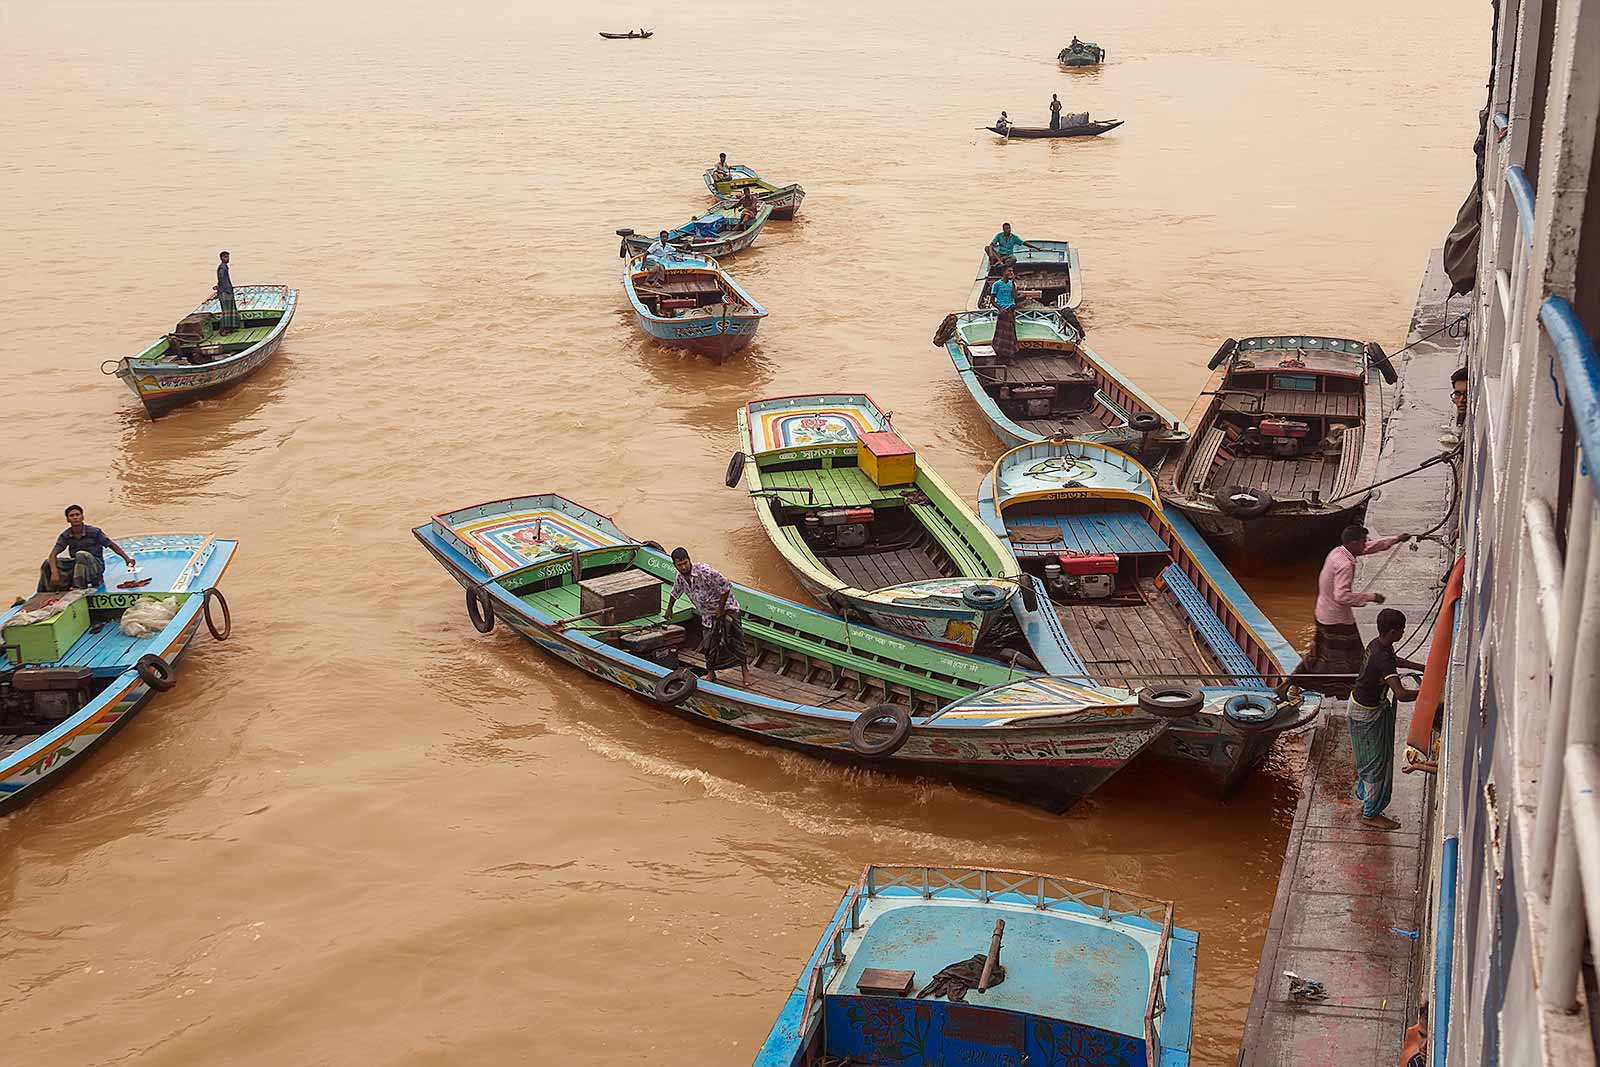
top-left (1053, 577), bottom-right (1219, 686)
top-left (1215, 455), bottom-right (1339, 499)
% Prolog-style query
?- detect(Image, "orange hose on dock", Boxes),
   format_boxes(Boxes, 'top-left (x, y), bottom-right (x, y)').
top-left (1408, 555), bottom-right (1467, 758)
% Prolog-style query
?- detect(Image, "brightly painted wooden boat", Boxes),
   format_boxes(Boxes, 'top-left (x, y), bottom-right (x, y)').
top-left (617, 203), bottom-right (773, 260)
top-left (106, 285), bottom-right (297, 418)
top-left (703, 164), bottom-right (806, 220)
top-left (730, 394), bottom-right (1023, 655)
top-left (757, 864), bottom-right (1196, 1067)
top-left (0, 533), bottom-right (236, 812)
top-left (968, 238), bottom-right (1082, 311)
top-left (1057, 40), bottom-right (1107, 67)
top-left (936, 308), bottom-right (1190, 462)
top-left (623, 251), bottom-right (767, 362)
top-left (979, 439), bottom-right (1322, 795)
top-left (1157, 334), bottom-right (1391, 556)
top-left (990, 119), bottom-right (1122, 139)
top-left (413, 494), bottom-right (1175, 812)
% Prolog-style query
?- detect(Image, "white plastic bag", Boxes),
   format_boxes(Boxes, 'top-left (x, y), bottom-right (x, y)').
top-left (120, 596), bottom-right (180, 638)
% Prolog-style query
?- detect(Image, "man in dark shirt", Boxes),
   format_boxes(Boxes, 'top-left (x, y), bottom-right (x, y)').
top-left (38, 505), bottom-right (136, 592)
top-left (1348, 608), bottom-right (1425, 829)
top-left (214, 250), bottom-right (240, 332)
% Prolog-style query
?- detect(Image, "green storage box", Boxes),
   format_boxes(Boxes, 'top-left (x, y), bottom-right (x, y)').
top-left (3, 593), bottom-right (91, 666)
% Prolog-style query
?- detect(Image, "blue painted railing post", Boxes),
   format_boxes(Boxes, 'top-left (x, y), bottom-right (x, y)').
top-left (1433, 836), bottom-right (1458, 1067)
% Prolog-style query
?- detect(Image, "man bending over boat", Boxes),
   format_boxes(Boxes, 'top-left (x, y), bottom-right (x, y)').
top-left (665, 548), bottom-right (750, 686)
top-left (644, 231), bottom-right (677, 286)
top-left (38, 505), bottom-right (136, 592)
top-left (985, 223), bottom-right (1041, 274)
top-left (1287, 524), bottom-right (1417, 697)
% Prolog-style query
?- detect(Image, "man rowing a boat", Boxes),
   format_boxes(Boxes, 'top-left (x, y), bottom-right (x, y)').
top-left (38, 505), bottom-right (137, 592)
top-left (985, 223), bottom-right (1042, 274)
top-left (664, 548), bottom-right (750, 686)
top-left (213, 250), bottom-right (241, 333)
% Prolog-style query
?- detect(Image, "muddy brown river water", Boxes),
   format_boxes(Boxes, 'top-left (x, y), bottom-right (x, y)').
top-left (1, 1), bottom-right (1483, 1062)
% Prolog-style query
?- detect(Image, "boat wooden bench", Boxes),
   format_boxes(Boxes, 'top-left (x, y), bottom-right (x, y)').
top-left (758, 466), bottom-right (906, 510)
top-left (1219, 389), bottom-right (1362, 419)
top-left (741, 617), bottom-right (976, 705)
top-left (1155, 565), bottom-right (1269, 687)
top-left (676, 649), bottom-right (869, 711)
top-left (908, 503), bottom-right (991, 577)
top-left (1187, 426), bottom-right (1230, 491)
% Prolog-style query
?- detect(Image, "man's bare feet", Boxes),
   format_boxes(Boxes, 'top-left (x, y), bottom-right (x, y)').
top-left (1360, 813), bottom-right (1402, 831)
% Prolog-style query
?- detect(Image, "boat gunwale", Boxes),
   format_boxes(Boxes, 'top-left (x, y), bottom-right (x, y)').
top-left (621, 253), bottom-right (769, 327)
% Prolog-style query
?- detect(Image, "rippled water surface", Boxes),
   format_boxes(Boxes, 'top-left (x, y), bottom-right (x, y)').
top-left (1, 1), bottom-right (1483, 1062)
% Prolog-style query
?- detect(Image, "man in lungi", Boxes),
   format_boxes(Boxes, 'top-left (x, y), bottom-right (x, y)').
top-left (213, 250), bottom-right (241, 332)
top-left (1349, 608), bottom-right (1424, 829)
top-left (664, 547), bottom-right (750, 686)
top-left (1288, 523), bottom-right (1413, 697)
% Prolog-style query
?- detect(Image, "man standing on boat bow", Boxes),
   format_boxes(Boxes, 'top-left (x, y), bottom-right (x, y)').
top-left (665, 548), bottom-right (750, 686)
top-left (1288, 524), bottom-right (1418, 697)
top-left (1049, 94), bottom-right (1063, 130)
top-left (213, 250), bottom-right (241, 333)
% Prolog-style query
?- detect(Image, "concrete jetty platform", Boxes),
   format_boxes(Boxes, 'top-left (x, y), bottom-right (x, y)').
top-left (1238, 250), bottom-right (1464, 1065)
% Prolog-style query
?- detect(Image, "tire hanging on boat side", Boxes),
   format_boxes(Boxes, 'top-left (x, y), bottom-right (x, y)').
top-left (467, 585), bottom-right (495, 634)
top-left (850, 704), bottom-right (912, 758)
top-left (136, 654), bottom-right (177, 692)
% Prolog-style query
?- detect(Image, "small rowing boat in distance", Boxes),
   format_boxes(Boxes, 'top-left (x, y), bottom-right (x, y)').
top-left (599, 29), bottom-right (652, 38)
top-left (989, 119), bottom-right (1123, 139)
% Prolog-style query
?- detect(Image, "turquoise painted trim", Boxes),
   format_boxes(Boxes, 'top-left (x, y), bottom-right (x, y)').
top-left (1159, 926), bottom-right (1198, 1066)
top-left (1506, 165), bottom-right (1536, 248)
top-left (753, 888), bottom-right (855, 1066)
top-left (1165, 509), bottom-right (1301, 672)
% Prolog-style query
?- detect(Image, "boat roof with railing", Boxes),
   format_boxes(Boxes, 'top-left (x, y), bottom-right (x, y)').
top-left (951, 307), bottom-right (1082, 348)
top-left (1227, 334), bottom-right (1370, 378)
top-left (758, 864), bottom-right (1195, 1067)
top-left (989, 438), bottom-right (1159, 510)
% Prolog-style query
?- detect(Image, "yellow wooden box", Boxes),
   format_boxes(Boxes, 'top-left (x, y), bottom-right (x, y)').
top-left (857, 431), bottom-right (918, 487)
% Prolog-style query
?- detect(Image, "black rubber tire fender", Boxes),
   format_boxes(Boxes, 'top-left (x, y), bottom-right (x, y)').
top-left (1136, 684), bottom-right (1205, 718)
top-left (136, 654), bottom-right (177, 692)
top-left (724, 452), bottom-right (748, 488)
top-left (1215, 484), bottom-right (1274, 519)
top-left (1004, 649), bottom-right (1044, 673)
top-left (1222, 691), bottom-right (1282, 732)
top-left (849, 703), bottom-right (913, 759)
top-left (1208, 338), bottom-right (1239, 370)
top-left (1128, 411), bottom-right (1163, 434)
top-left (203, 588), bottom-right (232, 641)
top-left (467, 585), bottom-right (495, 634)
top-left (1366, 341), bottom-right (1398, 384)
top-left (654, 668), bottom-right (698, 706)
top-left (1018, 580), bottom-right (1040, 614)
top-left (961, 583), bottom-right (1010, 610)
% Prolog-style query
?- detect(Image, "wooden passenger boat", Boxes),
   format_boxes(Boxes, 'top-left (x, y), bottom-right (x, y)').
top-left (756, 864), bottom-right (1196, 1067)
top-left (413, 494), bottom-right (1175, 812)
top-left (979, 439), bottom-right (1323, 795)
top-left (702, 164), bottom-right (806, 220)
top-left (599, 29), bottom-right (652, 38)
top-left (967, 238), bottom-right (1082, 311)
top-left (106, 285), bottom-right (297, 418)
top-left (0, 533), bottom-right (236, 812)
top-left (622, 251), bottom-right (767, 362)
top-left (1157, 334), bottom-right (1393, 556)
top-left (1057, 40), bottom-right (1107, 67)
top-left (728, 394), bottom-right (1023, 655)
top-left (616, 204), bottom-right (773, 260)
top-left (936, 308), bottom-right (1190, 462)
top-left (989, 119), bottom-right (1122, 139)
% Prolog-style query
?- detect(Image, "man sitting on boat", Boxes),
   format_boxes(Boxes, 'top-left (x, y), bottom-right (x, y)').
top-left (1288, 524), bottom-right (1416, 697)
top-left (985, 223), bottom-right (1039, 274)
top-left (994, 111), bottom-right (1012, 136)
top-left (644, 230), bottom-right (677, 286)
top-left (735, 185), bottom-right (761, 228)
top-left (664, 548), bottom-right (750, 686)
top-left (712, 152), bottom-right (733, 182)
top-left (37, 505), bottom-right (137, 592)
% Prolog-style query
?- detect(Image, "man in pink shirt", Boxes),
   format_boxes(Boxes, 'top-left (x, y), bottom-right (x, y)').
top-left (1288, 524), bottom-right (1414, 697)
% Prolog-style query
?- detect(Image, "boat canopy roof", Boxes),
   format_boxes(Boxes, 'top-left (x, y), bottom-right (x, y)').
top-left (1230, 334), bottom-right (1369, 377)
top-left (428, 494), bottom-right (631, 577)
top-left (821, 865), bottom-right (1183, 1040)
top-left (742, 393), bottom-right (891, 457)
top-left (989, 439), bottom-right (1159, 510)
